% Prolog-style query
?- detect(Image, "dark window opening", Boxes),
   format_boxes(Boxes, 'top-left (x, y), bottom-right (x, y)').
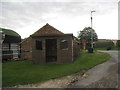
top-left (60, 39), bottom-right (68, 49)
top-left (36, 40), bottom-right (42, 50)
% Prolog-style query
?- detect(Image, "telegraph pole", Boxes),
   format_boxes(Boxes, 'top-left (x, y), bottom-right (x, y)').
top-left (91, 11), bottom-right (96, 48)
top-left (91, 11), bottom-right (96, 28)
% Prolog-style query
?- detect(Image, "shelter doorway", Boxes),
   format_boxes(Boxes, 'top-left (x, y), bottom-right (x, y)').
top-left (45, 39), bottom-right (57, 63)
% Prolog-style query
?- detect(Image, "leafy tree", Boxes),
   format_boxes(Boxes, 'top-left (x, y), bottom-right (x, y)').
top-left (78, 27), bottom-right (98, 48)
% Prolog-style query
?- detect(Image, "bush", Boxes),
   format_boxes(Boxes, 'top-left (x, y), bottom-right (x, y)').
top-left (88, 47), bottom-right (93, 53)
top-left (106, 46), bottom-right (112, 50)
top-left (95, 41), bottom-right (114, 49)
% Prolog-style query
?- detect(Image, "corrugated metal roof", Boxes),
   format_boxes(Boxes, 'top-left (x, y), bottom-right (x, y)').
top-left (0, 28), bottom-right (20, 37)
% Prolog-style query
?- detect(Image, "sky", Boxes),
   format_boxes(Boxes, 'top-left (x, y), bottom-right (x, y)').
top-left (0, 0), bottom-right (119, 39)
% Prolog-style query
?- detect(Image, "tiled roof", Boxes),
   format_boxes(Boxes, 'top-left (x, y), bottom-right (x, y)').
top-left (32, 23), bottom-right (64, 36)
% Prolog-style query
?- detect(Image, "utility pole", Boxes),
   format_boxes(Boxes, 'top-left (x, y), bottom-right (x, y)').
top-left (91, 11), bottom-right (96, 28)
top-left (91, 11), bottom-right (96, 48)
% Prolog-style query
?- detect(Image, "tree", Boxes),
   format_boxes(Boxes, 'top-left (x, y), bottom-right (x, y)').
top-left (78, 27), bottom-right (98, 48)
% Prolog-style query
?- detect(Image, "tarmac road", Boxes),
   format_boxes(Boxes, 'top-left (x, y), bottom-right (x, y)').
top-left (68, 50), bottom-right (119, 88)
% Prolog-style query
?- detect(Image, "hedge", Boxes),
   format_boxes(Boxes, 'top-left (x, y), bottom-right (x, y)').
top-left (116, 40), bottom-right (120, 48)
top-left (95, 41), bottom-right (114, 48)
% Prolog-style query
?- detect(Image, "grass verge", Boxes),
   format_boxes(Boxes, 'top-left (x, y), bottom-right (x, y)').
top-left (2, 51), bottom-right (111, 87)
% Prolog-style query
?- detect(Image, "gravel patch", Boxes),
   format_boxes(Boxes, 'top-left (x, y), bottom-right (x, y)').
top-left (10, 72), bottom-right (84, 88)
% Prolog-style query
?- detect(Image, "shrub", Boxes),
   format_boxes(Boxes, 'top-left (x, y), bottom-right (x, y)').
top-left (88, 47), bottom-right (93, 53)
top-left (106, 46), bottom-right (112, 50)
top-left (95, 41), bottom-right (114, 49)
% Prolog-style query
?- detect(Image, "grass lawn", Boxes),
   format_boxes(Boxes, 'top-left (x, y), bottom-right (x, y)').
top-left (2, 51), bottom-right (111, 87)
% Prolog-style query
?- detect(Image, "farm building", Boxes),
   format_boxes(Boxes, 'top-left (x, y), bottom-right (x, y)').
top-left (21, 23), bottom-right (80, 64)
top-left (0, 28), bottom-right (21, 62)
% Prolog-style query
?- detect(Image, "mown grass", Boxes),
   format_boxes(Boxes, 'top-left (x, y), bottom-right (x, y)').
top-left (2, 51), bottom-right (111, 87)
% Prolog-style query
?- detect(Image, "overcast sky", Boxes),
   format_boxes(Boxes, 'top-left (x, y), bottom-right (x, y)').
top-left (0, 0), bottom-right (119, 39)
